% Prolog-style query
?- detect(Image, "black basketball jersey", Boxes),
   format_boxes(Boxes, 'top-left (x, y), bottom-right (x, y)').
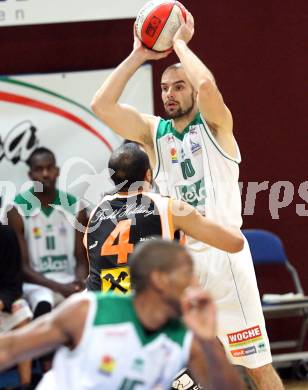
top-left (85, 192), bottom-right (175, 293)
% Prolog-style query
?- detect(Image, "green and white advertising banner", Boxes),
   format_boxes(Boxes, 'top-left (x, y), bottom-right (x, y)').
top-left (0, 65), bottom-right (154, 212)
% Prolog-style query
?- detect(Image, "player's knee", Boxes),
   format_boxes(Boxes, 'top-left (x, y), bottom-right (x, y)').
top-left (246, 363), bottom-right (283, 389)
top-left (246, 363), bottom-right (274, 378)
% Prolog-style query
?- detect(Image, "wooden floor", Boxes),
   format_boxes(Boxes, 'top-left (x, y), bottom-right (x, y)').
top-left (238, 368), bottom-right (308, 389)
top-left (284, 381), bottom-right (308, 389)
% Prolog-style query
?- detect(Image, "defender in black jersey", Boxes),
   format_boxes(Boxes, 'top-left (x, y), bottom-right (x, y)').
top-left (86, 191), bottom-right (177, 292)
top-left (84, 143), bottom-right (243, 293)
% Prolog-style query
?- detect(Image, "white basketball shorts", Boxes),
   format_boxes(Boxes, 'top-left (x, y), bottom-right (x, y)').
top-left (187, 235), bottom-right (272, 369)
top-left (23, 283), bottom-right (65, 311)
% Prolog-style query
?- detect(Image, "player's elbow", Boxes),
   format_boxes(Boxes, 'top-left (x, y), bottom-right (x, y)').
top-left (198, 77), bottom-right (216, 95)
top-left (91, 93), bottom-right (113, 119)
top-left (91, 95), bottom-right (105, 116)
top-left (229, 235), bottom-right (244, 253)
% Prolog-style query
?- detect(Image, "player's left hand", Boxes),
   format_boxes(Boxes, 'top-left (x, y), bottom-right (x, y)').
top-left (173, 11), bottom-right (194, 45)
top-left (133, 23), bottom-right (172, 61)
top-left (181, 287), bottom-right (217, 341)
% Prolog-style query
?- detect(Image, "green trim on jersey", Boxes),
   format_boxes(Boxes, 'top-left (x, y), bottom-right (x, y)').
top-left (199, 114), bottom-right (239, 164)
top-left (156, 112), bottom-right (239, 164)
top-left (93, 293), bottom-right (187, 347)
top-left (14, 188), bottom-right (78, 217)
top-left (157, 112), bottom-right (202, 141)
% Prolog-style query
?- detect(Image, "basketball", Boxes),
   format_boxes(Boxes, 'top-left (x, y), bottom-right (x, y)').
top-left (135, 0), bottom-right (187, 52)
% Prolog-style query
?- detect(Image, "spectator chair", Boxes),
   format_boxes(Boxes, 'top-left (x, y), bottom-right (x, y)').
top-left (243, 229), bottom-right (308, 374)
top-left (0, 368), bottom-right (19, 389)
top-left (0, 360), bottom-right (42, 389)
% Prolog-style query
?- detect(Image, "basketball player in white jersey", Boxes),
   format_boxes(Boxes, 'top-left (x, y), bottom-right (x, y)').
top-left (0, 240), bottom-right (245, 390)
top-left (8, 148), bottom-right (88, 320)
top-left (91, 12), bottom-right (283, 389)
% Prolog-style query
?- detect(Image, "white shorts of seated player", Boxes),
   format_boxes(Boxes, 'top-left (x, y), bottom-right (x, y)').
top-left (23, 273), bottom-right (84, 312)
top-left (23, 283), bottom-right (68, 312)
top-left (0, 298), bottom-right (33, 333)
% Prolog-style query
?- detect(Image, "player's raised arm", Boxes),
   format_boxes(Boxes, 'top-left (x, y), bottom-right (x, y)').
top-left (184, 288), bottom-right (245, 389)
top-left (172, 13), bottom-right (237, 157)
top-left (0, 294), bottom-right (88, 371)
top-left (172, 199), bottom-right (244, 253)
top-left (8, 207), bottom-right (76, 297)
top-left (91, 25), bottom-right (170, 146)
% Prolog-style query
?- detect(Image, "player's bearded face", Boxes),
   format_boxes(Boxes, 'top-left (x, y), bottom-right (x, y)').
top-left (164, 92), bottom-right (195, 120)
top-left (161, 67), bottom-right (197, 120)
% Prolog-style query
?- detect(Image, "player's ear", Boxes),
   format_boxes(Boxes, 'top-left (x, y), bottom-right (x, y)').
top-left (144, 168), bottom-right (152, 184)
top-left (150, 270), bottom-right (168, 292)
top-left (193, 87), bottom-right (198, 100)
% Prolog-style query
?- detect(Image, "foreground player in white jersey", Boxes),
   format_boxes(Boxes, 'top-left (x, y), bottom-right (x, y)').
top-left (0, 240), bottom-right (244, 390)
top-left (91, 12), bottom-right (283, 389)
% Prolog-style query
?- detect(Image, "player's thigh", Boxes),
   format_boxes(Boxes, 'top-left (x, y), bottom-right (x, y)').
top-left (191, 241), bottom-right (273, 368)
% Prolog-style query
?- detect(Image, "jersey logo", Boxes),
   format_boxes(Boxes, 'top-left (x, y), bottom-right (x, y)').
top-left (227, 325), bottom-right (263, 347)
top-left (170, 147), bottom-right (178, 164)
top-left (89, 241), bottom-right (98, 249)
top-left (166, 135), bottom-right (175, 143)
top-left (33, 227), bottom-right (41, 239)
top-left (175, 178), bottom-right (206, 208)
top-left (101, 266), bottom-right (130, 294)
top-left (58, 224), bottom-right (67, 236)
top-left (190, 139), bottom-right (201, 154)
top-left (131, 357), bottom-right (144, 373)
top-left (99, 355), bottom-right (116, 375)
top-left (39, 255), bottom-right (69, 273)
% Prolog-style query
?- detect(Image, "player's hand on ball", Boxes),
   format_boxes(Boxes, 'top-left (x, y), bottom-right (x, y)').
top-left (173, 11), bottom-right (194, 45)
top-left (133, 23), bottom-right (172, 61)
top-left (181, 287), bottom-right (217, 341)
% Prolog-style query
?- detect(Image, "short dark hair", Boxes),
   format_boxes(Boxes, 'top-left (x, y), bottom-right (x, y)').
top-left (162, 62), bottom-right (183, 77)
top-left (122, 139), bottom-right (142, 147)
top-left (130, 240), bottom-right (190, 293)
top-left (108, 143), bottom-right (150, 191)
top-left (27, 147), bottom-right (56, 168)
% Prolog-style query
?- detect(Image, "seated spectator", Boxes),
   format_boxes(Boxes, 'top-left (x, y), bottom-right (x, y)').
top-left (7, 147), bottom-right (88, 319)
top-left (0, 223), bottom-right (33, 389)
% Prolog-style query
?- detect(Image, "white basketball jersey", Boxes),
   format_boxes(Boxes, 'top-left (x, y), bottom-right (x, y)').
top-left (14, 188), bottom-right (79, 283)
top-left (153, 112), bottom-right (242, 229)
top-left (38, 293), bottom-right (192, 390)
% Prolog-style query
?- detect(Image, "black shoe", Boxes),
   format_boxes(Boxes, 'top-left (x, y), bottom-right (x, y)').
top-left (14, 384), bottom-right (33, 390)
